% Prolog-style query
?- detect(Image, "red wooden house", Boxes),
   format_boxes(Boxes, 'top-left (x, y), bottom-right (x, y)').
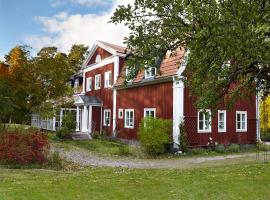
top-left (73, 41), bottom-right (259, 147)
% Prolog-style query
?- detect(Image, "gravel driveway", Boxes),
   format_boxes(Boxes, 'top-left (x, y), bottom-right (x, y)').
top-left (52, 145), bottom-right (259, 169)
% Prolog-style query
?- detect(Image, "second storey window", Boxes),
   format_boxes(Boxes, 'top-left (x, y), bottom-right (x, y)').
top-left (145, 66), bottom-right (156, 79)
top-left (95, 74), bottom-right (101, 90)
top-left (236, 111), bottom-right (247, 132)
top-left (86, 77), bottom-right (92, 91)
top-left (104, 109), bottom-right (111, 126)
top-left (198, 109), bottom-right (211, 133)
top-left (144, 108), bottom-right (156, 118)
top-left (125, 109), bottom-right (134, 129)
top-left (104, 71), bottom-right (112, 88)
top-left (218, 110), bottom-right (226, 132)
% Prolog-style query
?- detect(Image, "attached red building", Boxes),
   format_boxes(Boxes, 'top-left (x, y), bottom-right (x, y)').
top-left (73, 41), bottom-right (258, 147)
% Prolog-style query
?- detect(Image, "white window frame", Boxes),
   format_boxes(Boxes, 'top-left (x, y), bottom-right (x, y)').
top-left (124, 109), bottom-right (134, 129)
top-left (95, 74), bottom-right (101, 90)
top-left (218, 110), bottom-right (226, 133)
top-left (144, 108), bottom-right (156, 118)
top-left (118, 109), bottom-right (123, 119)
top-left (144, 66), bottom-right (156, 79)
top-left (95, 54), bottom-right (101, 63)
top-left (125, 67), bottom-right (133, 82)
top-left (103, 109), bottom-right (111, 126)
top-left (197, 109), bottom-right (212, 133)
top-left (236, 111), bottom-right (247, 132)
top-left (104, 71), bottom-right (112, 88)
top-left (86, 77), bottom-right (92, 91)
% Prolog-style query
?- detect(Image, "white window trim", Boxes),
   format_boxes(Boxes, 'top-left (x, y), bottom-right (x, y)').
top-left (103, 109), bottom-right (111, 126)
top-left (197, 109), bottom-right (212, 133)
top-left (236, 111), bottom-right (247, 132)
top-left (104, 71), bottom-right (112, 88)
top-left (95, 54), bottom-right (101, 63)
top-left (218, 110), bottom-right (227, 133)
top-left (95, 74), bottom-right (101, 90)
top-left (125, 67), bottom-right (133, 82)
top-left (118, 109), bottom-right (123, 119)
top-left (86, 77), bottom-right (92, 91)
top-left (144, 108), bottom-right (156, 118)
top-left (124, 109), bottom-right (134, 129)
top-left (144, 66), bottom-right (156, 79)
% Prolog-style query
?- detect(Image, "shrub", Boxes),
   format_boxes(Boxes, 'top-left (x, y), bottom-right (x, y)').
top-left (227, 144), bottom-right (240, 152)
top-left (179, 120), bottom-right (188, 153)
top-left (215, 144), bottom-right (226, 153)
top-left (139, 117), bottom-right (172, 155)
top-left (0, 131), bottom-right (49, 165)
top-left (57, 113), bottom-right (76, 139)
top-left (92, 131), bottom-right (102, 139)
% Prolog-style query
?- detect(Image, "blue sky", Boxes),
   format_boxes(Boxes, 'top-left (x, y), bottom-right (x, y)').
top-left (0, 0), bottom-right (130, 59)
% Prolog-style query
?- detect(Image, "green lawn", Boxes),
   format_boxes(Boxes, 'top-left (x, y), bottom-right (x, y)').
top-left (0, 163), bottom-right (269, 200)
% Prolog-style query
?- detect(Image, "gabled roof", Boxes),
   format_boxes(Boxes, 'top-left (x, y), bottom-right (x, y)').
top-left (74, 95), bottom-right (102, 106)
top-left (114, 48), bottom-right (185, 88)
top-left (82, 41), bottom-right (129, 68)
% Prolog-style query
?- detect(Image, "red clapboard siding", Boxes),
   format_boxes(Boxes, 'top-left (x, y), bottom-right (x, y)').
top-left (184, 88), bottom-right (256, 146)
top-left (116, 81), bottom-right (173, 139)
top-left (87, 47), bottom-right (112, 66)
top-left (85, 63), bottom-right (114, 134)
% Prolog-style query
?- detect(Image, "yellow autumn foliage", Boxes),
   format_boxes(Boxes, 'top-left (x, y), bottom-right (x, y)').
top-left (260, 96), bottom-right (270, 130)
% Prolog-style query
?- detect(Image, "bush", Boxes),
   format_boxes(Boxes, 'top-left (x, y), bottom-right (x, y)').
top-left (179, 120), bottom-right (188, 153)
top-left (57, 113), bottom-right (76, 139)
top-left (215, 144), bottom-right (226, 153)
top-left (139, 117), bottom-right (172, 155)
top-left (92, 131), bottom-right (102, 139)
top-left (227, 144), bottom-right (240, 152)
top-left (0, 131), bottom-right (49, 165)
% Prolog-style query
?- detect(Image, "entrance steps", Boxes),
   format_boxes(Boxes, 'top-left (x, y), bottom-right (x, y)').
top-left (72, 132), bottom-right (92, 140)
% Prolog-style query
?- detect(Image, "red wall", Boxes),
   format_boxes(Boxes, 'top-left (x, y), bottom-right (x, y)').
top-left (184, 88), bottom-right (257, 146)
top-left (116, 81), bottom-right (173, 139)
top-left (87, 47), bottom-right (112, 66)
top-left (85, 63), bottom-right (114, 134)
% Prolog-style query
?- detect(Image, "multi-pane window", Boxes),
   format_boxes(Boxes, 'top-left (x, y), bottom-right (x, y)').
top-left (145, 66), bottom-right (156, 79)
top-left (118, 109), bottom-right (123, 119)
top-left (95, 74), bottom-right (101, 90)
top-left (125, 109), bottom-right (134, 128)
top-left (103, 109), bottom-right (111, 126)
top-left (144, 108), bottom-right (156, 118)
top-left (86, 77), bottom-right (92, 91)
top-left (125, 67), bottom-right (133, 82)
top-left (104, 71), bottom-right (112, 88)
top-left (198, 110), bottom-right (212, 133)
top-left (236, 111), bottom-right (247, 132)
top-left (218, 110), bottom-right (226, 132)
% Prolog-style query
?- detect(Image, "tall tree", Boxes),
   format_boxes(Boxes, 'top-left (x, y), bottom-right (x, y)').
top-left (111, 0), bottom-right (270, 109)
top-left (68, 44), bottom-right (89, 72)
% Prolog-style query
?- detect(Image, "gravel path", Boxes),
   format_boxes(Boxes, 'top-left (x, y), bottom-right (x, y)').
top-left (52, 145), bottom-right (259, 169)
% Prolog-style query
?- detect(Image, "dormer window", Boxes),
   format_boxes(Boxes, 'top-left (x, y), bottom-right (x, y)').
top-left (145, 66), bottom-right (156, 79)
top-left (95, 54), bottom-right (101, 63)
top-left (125, 67), bottom-right (133, 82)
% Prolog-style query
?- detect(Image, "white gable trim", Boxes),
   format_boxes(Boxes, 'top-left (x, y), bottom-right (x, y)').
top-left (82, 41), bottom-right (119, 69)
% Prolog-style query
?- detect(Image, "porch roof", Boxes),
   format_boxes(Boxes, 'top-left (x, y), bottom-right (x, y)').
top-left (74, 95), bottom-right (102, 106)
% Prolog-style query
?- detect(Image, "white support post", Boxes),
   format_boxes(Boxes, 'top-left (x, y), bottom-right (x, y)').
top-left (256, 92), bottom-right (261, 140)
top-left (60, 109), bottom-right (63, 128)
top-left (82, 105), bottom-right (88, 132)
top-left (112, 90), bottom-right (117, 137)
top-left (100, 107), bottom-right (103, 135)
top-left (52, 117), bottom-right (56, 131)
top-left (89, 106), bottom-right (92, 133)
top-left (82, 72), bottom-right (86, 94)
top-left (76, 106), bottom-right (80, 131)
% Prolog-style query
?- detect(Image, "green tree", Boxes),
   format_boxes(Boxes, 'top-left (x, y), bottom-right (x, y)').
top-left (111, 0), bottom-right (270, 109)
top-left (68, 44), bottom-right (89, 72)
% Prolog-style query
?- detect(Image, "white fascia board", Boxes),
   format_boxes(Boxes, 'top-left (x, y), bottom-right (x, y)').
top-left (83, 56), bottom-right (117, 73)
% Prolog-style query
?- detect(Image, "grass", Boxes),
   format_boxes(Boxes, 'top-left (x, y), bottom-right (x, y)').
top-left (0, 162), bottom-right (270, 200)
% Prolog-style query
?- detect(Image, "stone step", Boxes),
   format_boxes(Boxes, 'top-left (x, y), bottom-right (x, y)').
top-left (72, 133), bottom-right (92, 140)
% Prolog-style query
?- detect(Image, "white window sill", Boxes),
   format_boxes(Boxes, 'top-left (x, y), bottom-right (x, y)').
top-left (125, 126), bottom-right (134, 129)
top-left (236, 129), bottom-right (247, 133)
top-left (198, 130), bottom-right (211, 133)
top-left (218, 130), bottom-right (226, 133)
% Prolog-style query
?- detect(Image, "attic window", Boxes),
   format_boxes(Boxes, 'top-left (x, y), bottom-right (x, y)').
top-left (95, 54), bottom-right (101, 63)
top-left (145, 66), bottom-right (156, 79)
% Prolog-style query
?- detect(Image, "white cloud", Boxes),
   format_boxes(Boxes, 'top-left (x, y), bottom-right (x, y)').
top-left (50, 0), bottom-right (113, 8)
top-left (25, 0), bottom-right (134, 53)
